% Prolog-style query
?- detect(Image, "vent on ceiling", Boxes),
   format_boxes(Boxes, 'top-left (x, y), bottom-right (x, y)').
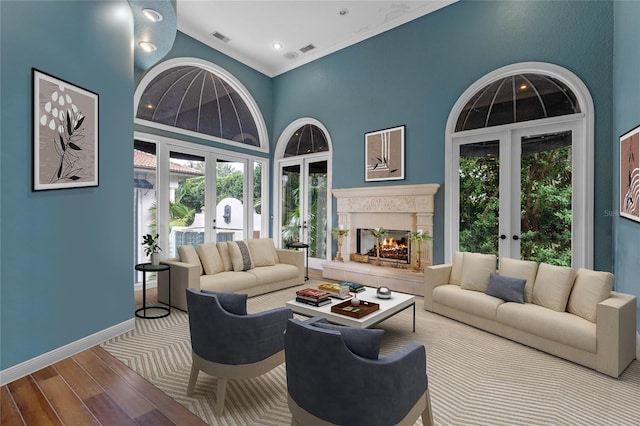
top-left (299, 44), bottom-right (315, 53)
top-left (210, 31), bottom-right (231, 43)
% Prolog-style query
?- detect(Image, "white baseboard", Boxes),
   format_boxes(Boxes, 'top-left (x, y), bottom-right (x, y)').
top-left (0, 318), bottom-right (135, 386)
top-left (134, 280), bottom-right (157, 292)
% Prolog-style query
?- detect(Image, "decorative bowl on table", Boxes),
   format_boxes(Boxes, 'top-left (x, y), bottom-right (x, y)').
top-left (376, 286), bottom-right (391, 299)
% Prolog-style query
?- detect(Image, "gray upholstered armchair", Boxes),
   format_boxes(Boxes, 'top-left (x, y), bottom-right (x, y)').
top-left (285, 317), bottom-right (433, 426)
top-left (186, 288), bottom-right (292, 415)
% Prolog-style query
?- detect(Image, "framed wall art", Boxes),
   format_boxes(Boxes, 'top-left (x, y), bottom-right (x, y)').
top-left (33, 68), bottom-right (99, 191)
top-left (365, 125), bottom-right (405, 182)
top-left (619, 124), bottom-right (640, 222)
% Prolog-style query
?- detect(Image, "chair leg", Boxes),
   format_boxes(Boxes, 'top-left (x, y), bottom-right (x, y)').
top-left (422, 388), bottom-right (434, 426)
top-left (216, 378), bottom-right (228, 415)
top-left (186, 365), bottom-right (199, 396)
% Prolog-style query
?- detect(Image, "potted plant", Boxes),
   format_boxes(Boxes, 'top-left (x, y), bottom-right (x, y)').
top-left (407, 230), bottom-right (432, 272)
top-left (331, 226), bottom-right (349, 262)
top-left (142, 233), bottom-right (162, 265)
top-left (369, 227), bottom-right (388, 265)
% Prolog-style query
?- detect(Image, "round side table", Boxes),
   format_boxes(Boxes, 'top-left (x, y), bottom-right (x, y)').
top-left (286, 241), bottom-right (309, 281)
top-left (135, 263), bottom-right (171, 319)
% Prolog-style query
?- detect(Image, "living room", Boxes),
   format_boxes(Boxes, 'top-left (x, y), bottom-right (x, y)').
top-left (1, 0), bottom-right (639, 423)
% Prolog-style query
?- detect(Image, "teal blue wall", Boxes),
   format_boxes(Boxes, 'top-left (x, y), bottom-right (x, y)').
top-left (273, 0), bottom-right (614, 268)
top-left (0, 1), bottom-right (134, 369)
top-left (613, 1), bottom-right (640, 329)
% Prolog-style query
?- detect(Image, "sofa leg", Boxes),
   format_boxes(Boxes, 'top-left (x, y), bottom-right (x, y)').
top-left (186, 365), bottom-right (199, 396)
top-left (216, 378), bottom-right (228, 415)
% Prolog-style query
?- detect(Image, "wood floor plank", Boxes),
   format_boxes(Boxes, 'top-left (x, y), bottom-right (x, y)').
top-left (136, 408), bottom-right (178, 426)
top-left (1, 386), bottom-right (25, 426)
top-left (6, 376), bottom-right (61, 426)
top-left (73, 349), bottom-right (155, 419)
top-left (53, 357), bottom-right (103, 400)
top-left (36, 374), bottom-right (101, 426)
top-left (83, 392), bottom-right (138, 426)
top-left (90, 346), bottom-right (207, 425)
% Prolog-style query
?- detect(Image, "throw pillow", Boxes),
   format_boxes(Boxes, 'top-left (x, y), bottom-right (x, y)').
top-left (202, 290), bottom-right (247, 315)
top-left (177, 245), bottom-right (203, 276)
top-left (567, 268), bottom-right (614, 322)
top-left (450, 251), bottom-right (464, 285)
top-left (216, 242), bottom-right (233, 271)
top-left (312, 321), bottom-right (384, 359)
top-left (498, 257), bottom-right (539, 303)
top-left (485, 273), bottom-right (526, 303)
top-left (196, 243), bottom-right (225, 275)
top-left (246, 238), bottom-right (278, 267)
top-left (460, 252), bottom-right (497, 292)
top-left (227, 240), bottom-right (255, 272)
top-left (531, 263), bottom-right (576, 312)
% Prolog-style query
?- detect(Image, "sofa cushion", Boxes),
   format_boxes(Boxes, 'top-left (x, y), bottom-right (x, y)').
top-left (433, 284), bottom-right (504, 320)
top-left (216, 242), bottom-right (233, 271)
top-left (246, 264), bottom-right (300, 286)
top-left (200, 271), bottom-right (257, 293)
top-left (312, 321), bottom-right (384, 359)
top-left (531, 263), bottom-right (576, 312)
top-left (497, 302), bottom-right (596, 353)
top-left (196, 243), bottom-right (225, 275)
top-left (460, 252), bottom-right (497, 292)
top-left (228, 240), bottom-right (255, 271)
top-left (201, 290), bottom-right (247, 315)
top-left (567, 268), bottom-right (614, 323)
top-left (177, 245), bottom-right (203, 276)
top-left (486, 273), bottom-right (526, 303)
top-left (247, 238), bottom-right (278, 267)
top-left (450, 251), bottom-right (464, 285)
top-left (498, 257), bottom-right (539, 303)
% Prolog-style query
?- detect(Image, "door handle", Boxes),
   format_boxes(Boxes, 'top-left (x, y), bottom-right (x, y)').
top-left (500, 235), bottom-right (506, 240)
top-left (512, 235), bottom-right (520, 240)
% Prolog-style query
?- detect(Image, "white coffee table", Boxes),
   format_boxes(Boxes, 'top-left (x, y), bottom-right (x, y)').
top-left (286, 287), bottom-right (415, 331)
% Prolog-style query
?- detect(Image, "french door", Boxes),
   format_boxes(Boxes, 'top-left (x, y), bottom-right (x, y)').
top-left (278, 155), bottom-right (329, 268)
top-left (453, 118), bottom-right (583, 266)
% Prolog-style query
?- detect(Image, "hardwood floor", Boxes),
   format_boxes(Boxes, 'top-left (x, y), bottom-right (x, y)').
top-left (1, 268), bottom-right (326, 425)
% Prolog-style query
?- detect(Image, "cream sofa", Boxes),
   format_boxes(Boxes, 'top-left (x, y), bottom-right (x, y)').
top-left (158, 238), bottom-right (304, 311)
top-left (424, 252), bottom-right (637, 378)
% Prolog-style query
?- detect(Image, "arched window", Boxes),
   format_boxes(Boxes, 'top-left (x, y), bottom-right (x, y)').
top-left (134, 58), bottom-right (268, 152)
top-left (275, 119), bottom-right (333, 267)
top-left (445, 63), bottom-right (594, 269)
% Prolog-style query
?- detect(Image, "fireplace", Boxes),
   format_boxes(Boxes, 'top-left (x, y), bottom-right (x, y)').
top-left (323, 183), bottom-right (440, 296)
top-left (357, 228), bottom-right (410, 263)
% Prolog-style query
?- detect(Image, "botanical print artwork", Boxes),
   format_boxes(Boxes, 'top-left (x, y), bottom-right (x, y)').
top-left (365, 125), bottom-right (405, 181)
top-left (33, 69), bottom-right (98, 190)
top-left (620, 125), bottom-right (640, 222)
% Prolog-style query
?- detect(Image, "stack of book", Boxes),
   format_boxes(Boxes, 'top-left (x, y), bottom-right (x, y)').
top-left (318, 282), bottom-right (350, 299)
top-left (295, 288), bottom-right (332, 306)
top-left (340, 281), bottom-right (366, 293)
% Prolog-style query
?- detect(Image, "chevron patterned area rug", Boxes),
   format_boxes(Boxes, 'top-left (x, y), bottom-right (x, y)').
top-left (103, 283), bottom-right (640, 425)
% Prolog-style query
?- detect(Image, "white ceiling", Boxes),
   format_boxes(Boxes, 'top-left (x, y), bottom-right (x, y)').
top-left (177, 1), bottom-right (456, 77)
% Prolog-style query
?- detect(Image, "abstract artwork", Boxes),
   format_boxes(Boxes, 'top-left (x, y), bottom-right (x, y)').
top-left (365, 125), bottom-right (405, 182)
top-left (33, 68), bottom-right (98, 191)
top-left (619, 124), bottom-right (640, 222)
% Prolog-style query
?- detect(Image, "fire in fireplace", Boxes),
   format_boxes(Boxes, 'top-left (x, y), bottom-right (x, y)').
top-left (356, 228), bottom-right (411, 263)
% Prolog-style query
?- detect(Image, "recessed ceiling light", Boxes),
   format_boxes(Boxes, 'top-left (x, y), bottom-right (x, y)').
top-left (139, 41), bottom-right (157, 52)
top-left (339, 8), bottom-right (349, 16)
top-left (272, 42), bottom-right (283, 50)
top-left (142, 8), bottom-right (163, 22)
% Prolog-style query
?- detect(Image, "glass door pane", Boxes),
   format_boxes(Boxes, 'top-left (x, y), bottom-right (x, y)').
top-left (134, 140), bottom-right (157, 281)
top-left (459, 140), bottom-right (500, 256)
top-left (253, 161), bottom-right (264, 239)
top-left (216, 159), bottom-right (245, 241)
top-left (281, 164), bottom-right (301, 246)
top-left (306, 160), bottom-right (328, 260)
top-left (520, 131), bottom-right (572, 266)
top-left (168, 150), bottom-right (205, 257)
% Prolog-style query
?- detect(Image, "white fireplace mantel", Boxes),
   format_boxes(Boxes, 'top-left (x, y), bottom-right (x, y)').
top-left (325, 184), bottom-right (439, 295)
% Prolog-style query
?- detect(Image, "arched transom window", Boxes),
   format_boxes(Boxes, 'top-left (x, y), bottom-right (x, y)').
top-left (284, 124), bottom-right (330, 157)
top-left (136, 63), bottom-right (264, 149)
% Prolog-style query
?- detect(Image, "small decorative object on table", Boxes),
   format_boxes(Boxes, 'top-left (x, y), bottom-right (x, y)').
top-left (142, 233), bottom-right (162, 266)
top-left (407, 229), bottom-right (432, 272)
top-left (331, 226), bottom-right (349, 262)
top-left (369, 227), bottom-right (388, 266)
top-left (377, 286), bottom-right (392, 299)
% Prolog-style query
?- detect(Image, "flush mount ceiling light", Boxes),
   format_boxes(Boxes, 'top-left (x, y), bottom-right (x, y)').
top-left (139, 41), bottom-right (157, 52)
top-left (272, 42), bottom-right (283, 50)
top-left (142, 8), bottom-right (163, 22)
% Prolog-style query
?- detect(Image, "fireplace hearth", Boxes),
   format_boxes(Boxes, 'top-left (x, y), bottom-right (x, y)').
top-left (357, 229), bottom-right (410, 264)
